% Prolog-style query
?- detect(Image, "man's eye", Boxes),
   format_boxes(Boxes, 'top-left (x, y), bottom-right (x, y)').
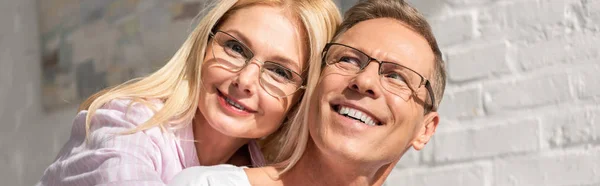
top-left (339, 56), bottom-right (361, 65)
top-left (385, 73), bottom-right (408, 83)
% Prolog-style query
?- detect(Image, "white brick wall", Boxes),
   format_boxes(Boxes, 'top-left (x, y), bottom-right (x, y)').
top-left (494, 148), bottom-right (600, 186)
top-left (387, 0), bottom-right (600, 185)
top-left (446, 42), bottom-right (511, 82)
top-left (431, 118), bottom-right (540, 163)
top-left (389, 162), bottom-right (493, 186)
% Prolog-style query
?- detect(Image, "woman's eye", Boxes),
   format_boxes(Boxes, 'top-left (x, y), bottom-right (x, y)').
top-left (224, 41), bottom-right (246, 57)
top-left (270, 66), bottom-right (293, 80)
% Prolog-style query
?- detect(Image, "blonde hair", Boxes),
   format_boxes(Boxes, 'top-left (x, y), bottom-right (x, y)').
top-left (256, 1), bottom-right (343, 174)
top-left (79, 0), bottom-right (341, 157)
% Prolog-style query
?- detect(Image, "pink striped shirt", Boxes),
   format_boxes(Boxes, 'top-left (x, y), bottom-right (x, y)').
top-left (38, 99), bottom-right (265, 186)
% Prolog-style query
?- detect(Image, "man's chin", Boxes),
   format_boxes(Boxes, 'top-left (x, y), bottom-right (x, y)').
top-left (321, 138), bottom-right (375, 162)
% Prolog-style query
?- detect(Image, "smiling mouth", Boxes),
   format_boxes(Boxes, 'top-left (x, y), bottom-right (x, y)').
top-left (332, 104), bottom-right (382, 126)
top-left (217, 90), bottom-right (251, 112)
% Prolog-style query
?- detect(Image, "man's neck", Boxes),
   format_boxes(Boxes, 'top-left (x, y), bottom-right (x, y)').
top-left (281, 140), bottom-right (388, 186)
top-left (192, 113), bottom-right (249, 166)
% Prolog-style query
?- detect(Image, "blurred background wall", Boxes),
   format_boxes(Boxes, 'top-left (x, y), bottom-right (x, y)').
top-left (0, 0), bottom-right (598, 185)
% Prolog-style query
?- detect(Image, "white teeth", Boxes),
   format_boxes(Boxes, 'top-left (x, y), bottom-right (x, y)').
top-left (336, 106), bottom-right (378, 126)
top-left (341, 107), bottom-right (349, 115)
top-left (356, 112), bottom-right (364, 121)
top-left (366, 118), bottom-right (375, 126)
top-left (225, 97), bottom-right (246, 110)
top-left (348, 109), bottom-right (356, 117)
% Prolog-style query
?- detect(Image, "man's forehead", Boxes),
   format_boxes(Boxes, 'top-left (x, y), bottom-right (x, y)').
top-left (336, 18), bottom-right (435, 76)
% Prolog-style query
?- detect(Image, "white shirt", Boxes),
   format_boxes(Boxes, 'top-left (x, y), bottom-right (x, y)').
top-left (168, 165), bottom-right (251, 186)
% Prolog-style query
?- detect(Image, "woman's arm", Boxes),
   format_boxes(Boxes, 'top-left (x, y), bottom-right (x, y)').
top-left (38, 100), bottom-right (168, 186)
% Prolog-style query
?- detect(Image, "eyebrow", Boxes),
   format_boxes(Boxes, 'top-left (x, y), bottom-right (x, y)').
top-left (221, 29), bottom-right (302, 72)
top-left (221, 29), bottom-right (255, 53)
top-left (268, 55), bottom-right (302, 73)
top-left (342, 42), bottom-right (406, 66)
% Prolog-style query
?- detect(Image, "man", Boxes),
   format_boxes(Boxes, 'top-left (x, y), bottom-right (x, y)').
top-left (169, 0), bottom-right (447, 185)
top-left (282, 0), bottom-right (445, 184)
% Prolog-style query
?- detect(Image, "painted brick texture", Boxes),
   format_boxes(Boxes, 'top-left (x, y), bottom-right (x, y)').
top-left (387, 0), bottom-right (600, 185)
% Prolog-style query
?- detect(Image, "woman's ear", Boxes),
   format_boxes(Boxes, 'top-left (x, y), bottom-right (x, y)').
top-left (412, 111), bottom-right (439, 151)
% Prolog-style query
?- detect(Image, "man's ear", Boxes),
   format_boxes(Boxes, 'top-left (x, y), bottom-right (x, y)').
top-left (412, 111), bottom-right (439, 151)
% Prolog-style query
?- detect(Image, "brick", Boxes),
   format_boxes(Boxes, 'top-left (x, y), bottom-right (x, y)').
top-left (447, 42), bottom-right (510, 82)
top-left (387, 162), bottom-right (491, 186)
top-left (444, 0), bottom-right (494, 6)
top-left (542, 108), bottom-right (599, 148)
top-left (590, 108), bottom-right (599, 143)
top-left (478, 1), bottom-right (568, 41)
top-left (517, 32), bottom-right (600, 71)
top-left (495, 148), bottom-right (600, 186)
top-left (430, 14), bottom-right (474, 46)
top-left (406, 0), bottom-right (447, 18)
top-left (439, 87), bottom-right (484, 120)
top-left (574, 65), bottom-right (600, 99)
top-left (587, 0), bottom-right (600, 27)
top-left (431, 118), bottom-right (539, 163)
top-left (483, 74), bottom-right (572, 112)
top-left (505, 1), bottom-right (567, 28)
top-left (477, 5), bottom-right (508, 40)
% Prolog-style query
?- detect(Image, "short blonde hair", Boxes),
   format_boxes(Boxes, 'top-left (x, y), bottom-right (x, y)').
top-left (79, 0), bottom-right (341, 162)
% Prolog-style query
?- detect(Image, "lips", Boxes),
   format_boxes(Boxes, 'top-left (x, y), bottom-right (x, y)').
top-left (217, 90), bottom-right (257, 113)
top-left (332, 104), bottom-right (382, 126)
top-left (224, 95), bottom-right (246, 110)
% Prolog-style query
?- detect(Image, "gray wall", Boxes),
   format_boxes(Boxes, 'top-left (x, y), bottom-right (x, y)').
top-left (0, 0), bottom-right (77, 185)
top-left (1, 0), bottom-right (193, 185)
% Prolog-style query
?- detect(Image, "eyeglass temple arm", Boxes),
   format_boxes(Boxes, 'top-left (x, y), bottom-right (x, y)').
top-left (425, 81), bottom-right (436, 111)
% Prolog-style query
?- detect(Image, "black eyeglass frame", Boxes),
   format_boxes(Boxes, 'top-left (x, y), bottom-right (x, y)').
top-left (321, 43), bottom-right (436, 112)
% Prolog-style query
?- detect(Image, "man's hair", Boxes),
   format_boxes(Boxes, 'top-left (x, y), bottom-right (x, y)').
top-left (333, 0), bottom-right (446, 111)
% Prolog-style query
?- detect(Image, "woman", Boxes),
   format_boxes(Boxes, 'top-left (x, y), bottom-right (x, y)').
top-left (38, 0), bottom-right (340, 185)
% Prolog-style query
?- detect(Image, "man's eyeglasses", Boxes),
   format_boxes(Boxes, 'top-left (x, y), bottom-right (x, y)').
top-left (322, 43), bottom-right (436, 111)
top-left (209, 31), bottom-right (305, 98)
